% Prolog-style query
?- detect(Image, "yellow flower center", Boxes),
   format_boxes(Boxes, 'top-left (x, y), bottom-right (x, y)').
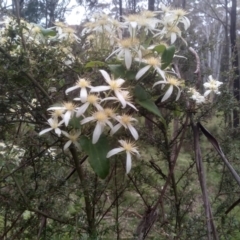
top-left (173, 9), bottom-right (188, 17)
top-left (51, 109), bottom-right (64, 118)
top-left (121, 140), bottom-right (137, 152)
top-left (69, 134), bottom-right (78, 142)
top-left (104, 108), bottom-right (115, 117)
top-left (63, 102), bottom-right (76, 111)
top-left (76, 78), bottom-right (90, 88)
top-left (167, 76), bottom-right (181, 86)
top-left (121, 114), bottom-right (132, 124)
top-left (141, 10), bottom-right (157, 18)
top-left (94, 111), bottom-right (108, 122)
top-left (87, 94), bottom-right (98, 104)
top-left (109, 80), bottom-right (120, 90)
top-left (146, 57), bottom-right (161, 67)
top-left (119, 38), bottom-right (139, 48)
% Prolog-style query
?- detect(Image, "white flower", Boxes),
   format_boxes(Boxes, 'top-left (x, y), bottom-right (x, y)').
top-left (91, 70), bottom-right (127, 108)
top-left (203, 75), bottom-right (223, 97)
top-left (188, 88), bottom-right (206, 104)
top-left (106, 37), bottom-right (140, 70)
top-left (101, 90), bottom-right (138, 111)
top-left (39, 118), bottom-right (63, 137)
top-left (47, 102), bottom-right (77, 127)
top-left (107, 140), bottom-right (140, 174)
top-left (81, 110), bottom-right (113, 144)
top-left (135, 57), bottom-right (165, 80)
top-left (65, 78), bottom-right (92, 103)
top-left (111, 114), bottom-right (139, 140)
top-left (153, 75), bottom-right (183, 102)
top-left (62, 130), bottom-right (81, 150)
top-left (75, 94), bottom-right (103, 117)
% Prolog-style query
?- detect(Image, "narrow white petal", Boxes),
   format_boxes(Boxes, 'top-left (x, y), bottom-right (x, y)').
top-left (90, 86), bottom-right (111, 92)
top-left (65, 85), bottom-right (79, 95)
top-left (125, 49), bottom-right (132, 70)
top-left (110, 123), bottom-right (122, 136)
top-left (106, 147), bottom-right (124, 158)
top-left (80, 87), bottom-right (88, 102)
top-left (92, 122), bottom-right (102, 144)
top-left (81, 116), bottom-right (94, 125)
top-left (47, 106), bottom-right (64, 111)
top-left (99, 70), bottom-right (111, 84)
top-left (176, 87), bottom-right (181, 101)
top-left (106, 48), bottom-right (121, 60)
top-left (64, 140), bottom-right (72, 150)
top-left (39, 128), bottom-right (52, 136)
top-left (116, 78), bottom-right (125, 86)
top-left (156, 68), bottom-right (166, 80)
top-left (76, 102), bottom-right (89, 117)
top-left (64, 111), bottom-right (72, 126)
top-left (126, 102), bottom-right (138, 111)
top-left (106, 120), bottom-right (113, 129)
top-left (61, 131), bottom-right (69, 138)
top-left (126, 152), bottom-right (132, 174)
top-left (127, 124), bottom-right (139, 140)
top-left (153, 80), bottom-right (167, 88)
top-left (135, 65), bottom-right (151, 80)
top-left (55, 128), bottom-right (62, 136)
top-left (204, 90), bottom-right (212, 97)
top-left (162, 85), bottom-right (173, 102)
top-left (115, 90), bottom-right (127, 108)
top-left (171, 33), bottom-right (177, 44)
top-left (94, 103), bottom-right (104, 111)
top-left (100, 97), bottom-right (117, 103)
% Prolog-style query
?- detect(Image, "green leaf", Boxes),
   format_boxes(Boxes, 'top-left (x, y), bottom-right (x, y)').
top-left (161, 46), bottom-right (175, 69)
top-left (153, 44), bottom-right (166, 54)
top-left (133, 85), bottom-right (151, 101)
top-left (85, 61), bottom-right (106, 68)
top-left (69, 115), bottom-right (81, 129)
top-left (41, 28), bottom-right (56, 37)
top-left (134, 85), bottom-right (165, 124)
top-left (80, 135), bottom-right (110, 179)
top-left (108, 64), bottom-right (126, 78)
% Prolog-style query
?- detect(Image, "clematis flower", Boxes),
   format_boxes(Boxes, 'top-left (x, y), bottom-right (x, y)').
top-left (101, 90), bottom-right (138, 111)
top-left (106, 37), bottom-right (140, 70)
top-left (75, 94), bottom-right (103, 117)
top-left (203, 75), bottom-right (223, 97)
top-left (188, 88), bottom-right (206, 104)
top-left (80, 110), bottom-right (113, 144)
top-left (39, 118), bottom-right (63, 137)
top-left (47, 102), bottom-right (77, 127)
top-left (107, 140), bottom-right (140, 174)
top-left (111, 114), bottom-right (139, 140)
top-left (153, 75), bottom-right (183, 102)
top-left (65, 78), bottom-right (92, 103)
top-left (62, 130), bottom-right (81, 150)
top-left (135, 57), bottom-right (165, 80)
top-left (91, 70), bottom-right (127, 108)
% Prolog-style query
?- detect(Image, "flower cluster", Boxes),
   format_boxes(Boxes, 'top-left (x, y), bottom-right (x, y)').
top-left (40, 70), bottom-right (139, 174)
top-left (188, 75), bottom-right (223, 105)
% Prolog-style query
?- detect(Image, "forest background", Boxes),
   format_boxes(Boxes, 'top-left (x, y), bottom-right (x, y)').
top-left (1, 0), bottom-right (240, 239)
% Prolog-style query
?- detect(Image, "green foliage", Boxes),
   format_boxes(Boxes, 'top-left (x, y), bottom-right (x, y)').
top-left (80, 135), bottom-right (110, 179)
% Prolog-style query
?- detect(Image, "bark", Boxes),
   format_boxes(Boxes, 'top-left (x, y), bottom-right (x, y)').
top-left (148, 0), bottom-right (154, 11)
top-left (230, 0), bottom-right (240, 127)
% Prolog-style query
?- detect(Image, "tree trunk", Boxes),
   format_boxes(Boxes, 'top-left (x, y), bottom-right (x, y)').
top-left (148, 0), bottom-right (154, 11)
top-left (230, 0), bottom-right (240, 127)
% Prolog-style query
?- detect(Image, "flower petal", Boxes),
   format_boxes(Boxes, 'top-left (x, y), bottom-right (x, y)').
top-left (92, 122), bottom-right (102, 144)
top-left (81, 116), bottom-right (94, 125)
top-left (65, 85), bottom-right (79, 95)
top-left (80, 87), bottom-right (88, 103)
top-left (64, 140), bottom-right (72, 151)
top-left (162, 85), bottom-right (173, 102)
top-left (39, 128), bottom-right (52, 136)
top-left (99, 70), bottom-right (111, 84)
top-left (90, 86), bottom-right (111, 92)
top-left (114, 90), bottom-right (127, 108)
top-left (106, 147), bottom-right (124, 158)
top-left (127, 124), bottom-right (139, 140)
top-left (76, 102), bottom-right (89, 117)
top-left (135, 65), bottom-right (151, 80)
top-left (110, 123), bottom-right (122, 136)
top-left (126, 152), bottom-right (132, 174)
top-left (125, 48), bottom-right (132, 70)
